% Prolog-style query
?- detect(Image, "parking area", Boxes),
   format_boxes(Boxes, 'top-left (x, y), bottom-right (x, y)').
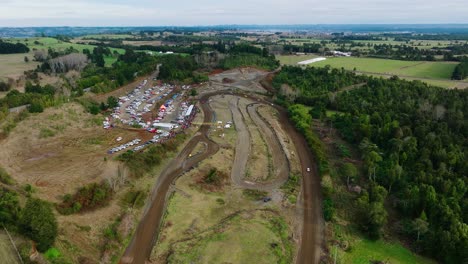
top-left (104, 80), bottom-right (197, 154)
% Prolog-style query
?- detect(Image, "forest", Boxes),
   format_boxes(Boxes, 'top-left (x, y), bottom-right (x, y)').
top-left (275, 66), bottom-right (468, 263)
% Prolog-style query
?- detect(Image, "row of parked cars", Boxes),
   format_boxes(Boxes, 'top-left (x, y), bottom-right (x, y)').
top-left (132, 131), bottom-right (172, 152)
top-left (108, 138), bottom-right (142, 154)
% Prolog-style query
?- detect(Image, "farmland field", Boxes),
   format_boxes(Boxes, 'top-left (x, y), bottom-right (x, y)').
top-left (310, 57), bottom-right (457, 79)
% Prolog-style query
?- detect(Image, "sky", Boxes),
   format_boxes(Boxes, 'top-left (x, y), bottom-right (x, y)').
top-left (0, 0), bottom-right (467, 26)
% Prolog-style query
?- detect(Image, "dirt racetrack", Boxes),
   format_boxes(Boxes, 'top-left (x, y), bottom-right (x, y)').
top-left (121, 71), bottom-right (323, 264)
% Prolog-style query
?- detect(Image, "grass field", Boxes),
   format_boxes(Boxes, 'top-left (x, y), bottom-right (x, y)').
top-left (0, 53), bottom-right (39, 80)
top-left (167, 210), bottom-right (283, 264)
top-left (3, 37), bottom-right (125, 68)
top-left (335, 236), bottom-right (436, 264)
top-left (310, 57), bottom-right (457, 79)
top-left (0, 231), bottom-right (20, 264)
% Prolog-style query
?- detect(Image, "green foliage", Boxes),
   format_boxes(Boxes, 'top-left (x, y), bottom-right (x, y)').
top-left (203, 168), bottom-right (221, 184)
top-left (121, 189), bottom-right (147, 209)
top-left (0, 81), bottom-right (11, 92)
top-left (19, 198), bottom-right (58, 252)
top-left (282, 65), bottom-right (467, 262)
top-left (273, 66), bottom-right (364, 106)
top-left (336, 143), bottom-right (352, 158)
top-left (29, 101), bottom-right (45, 113)
top-left (39, 128), bottom-right (56, 138)
top-left (323, 198), bottom-right (335, 221)
top-left (242, 189), bottom-right (268, 201)
top-left (281, 173), bottom-right (300, 204)
top-left (220, 53), bottom-right (279, 71)
top-left (288, 104), bottom-right (329, 174)
top-left (106, 96), bottom-right (119, 108)
top-left (451, 58), bottom-right (468, 80)
top-left (158, 55), bottom-right (197, 82)
top-left (44, 247), bottom-right (61, 260)
top-left (190, 88), bottom-right (198, 96)
top-left (76, 98), bottom-right (100, 115)
top-left (0, 188), bottom-right (20, 225)
top-left (0, 40), bottom-right (30, 54)
top-left (56, 182), bottom-right (113, 215)
top-left (0, 167), bottom-right (15, 185)
top-left (117, 133), bottom-right (187, 177)
top-left (268, 217), bottom-right (294, 264)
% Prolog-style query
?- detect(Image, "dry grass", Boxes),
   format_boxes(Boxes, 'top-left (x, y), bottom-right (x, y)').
top-left (0, 53), bottom-right (39, 80)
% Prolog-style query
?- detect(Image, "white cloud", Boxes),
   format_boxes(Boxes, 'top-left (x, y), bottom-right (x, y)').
top-left (0, 0), bottom-right (467, 26)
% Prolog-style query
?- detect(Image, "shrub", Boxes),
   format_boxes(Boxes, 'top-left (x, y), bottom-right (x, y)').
top-left (242, 189), bottom-right (268, 200)
top-left (0, 167), bottom-right (14, 185)
top-left (56, 182), bottom-right (113, 215)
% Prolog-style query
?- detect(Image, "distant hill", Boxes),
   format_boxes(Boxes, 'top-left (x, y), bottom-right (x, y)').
top-left (1, 24), bottom-right (468, 38)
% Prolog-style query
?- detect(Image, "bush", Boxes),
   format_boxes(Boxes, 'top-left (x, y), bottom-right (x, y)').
top-left (323, 198), bottom-right (335, 221)
top-left (44, 247), bottom-right (61, 260)
top-left (0, 167), bottom-right (14, 185)
top-left (29, 101), bottom-right (44, 113)
top-left (242, 189), bottom-right (268, 200)
top-left (19, 198), bottom-right (58, 252)
top-left (0, 81), bottom-right (11, 92)
top-left (56, 182), bottom-right (113, 215)
top-left (122, 189), bottom-right (147, 208)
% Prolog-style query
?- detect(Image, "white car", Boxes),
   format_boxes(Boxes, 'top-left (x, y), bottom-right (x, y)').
top-left (306, 168), bottom-right (311, 172)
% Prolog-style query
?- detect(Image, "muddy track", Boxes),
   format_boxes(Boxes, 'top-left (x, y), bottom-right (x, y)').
top-left (120, 90), bottom-right (322, 264)
top-left (245, 103), bottom-right (290, 188)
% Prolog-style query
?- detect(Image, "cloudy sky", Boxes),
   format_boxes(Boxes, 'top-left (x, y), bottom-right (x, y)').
top-left (0, 0), bottom-right (467, 26)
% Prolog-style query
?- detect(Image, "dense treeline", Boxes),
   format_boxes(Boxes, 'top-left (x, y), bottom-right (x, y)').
top-left (452, 58), bottom-right (468, 80)
top-left (0, 82), bottom-right (61, 113)
top-left (283, 43), bottom-right (322, 53)
top-left (370, 44), bottom-right (437, 61)
top-left (76, 49), bottom-right (159, 93)
top-left (274, 66), bottom-right (468, 263)
top-left (272, 66), bottom-right (365, 105)
top-left (0, 40), bottom-right (30, 54)
top-left (331, 79), bottom-right (467, 263)
top-left (288, 104), bottom-right (328, 174)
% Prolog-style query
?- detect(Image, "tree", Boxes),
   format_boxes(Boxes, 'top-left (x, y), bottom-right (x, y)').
top-left (0, 188), bottom-right (20, 225)
top-left (412, 211), bottom-right (429, 241)
top-left (107, 96), bottom-right (119, 108)
top-left (340, 162), bottom-right (358, 186)
top-left (19, 198), bottom-right (58, 252)
top-left (367, 202), bottom-right (388, 239)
